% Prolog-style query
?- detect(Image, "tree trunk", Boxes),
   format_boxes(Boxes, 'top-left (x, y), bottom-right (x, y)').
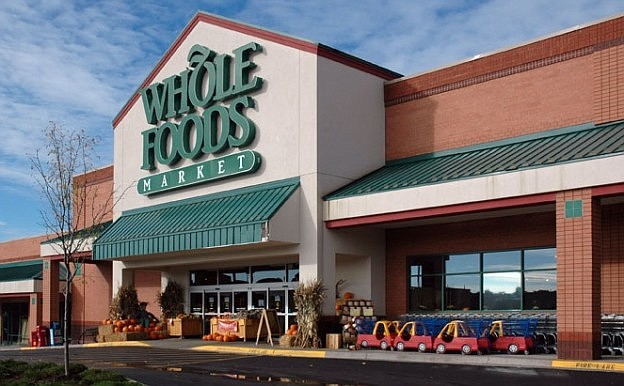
top-left (63, 265), bottom-right (70, 376)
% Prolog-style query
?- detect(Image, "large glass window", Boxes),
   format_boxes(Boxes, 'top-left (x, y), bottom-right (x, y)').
top-left (190, 270), bottom-right (218, 286)
top-left (219, 268), bottom-right (249, 284)
top-left (252, 265), bottom-right (285, 283)
top-left (445, 274), bottom-right (480, 310)
top-left (408, 247), bottom-right (556, 312)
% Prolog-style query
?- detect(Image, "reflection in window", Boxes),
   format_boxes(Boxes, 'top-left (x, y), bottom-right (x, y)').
top-left (483, 272), bottom-right (521, 310)
top-left (407, 247), bottom-right (556, 312)
top-left (483, 251), bottom-right (520, 272)
top-left (525, 248), bottom-right (557, 270)
top-left (445, 274), bottom-right (480, 310)
top-left (220, 268), bottom-right (249, 284)
top-left (287, 264), bottom-right (299, 282)
top-left (446, 254), bottom-right (479, 274)
top-left (190, 270), bottom-right (218, 286)
top-left (523, 271), bottom-right (556, 310)
top-left (252, 265), bottom-right (285, 283)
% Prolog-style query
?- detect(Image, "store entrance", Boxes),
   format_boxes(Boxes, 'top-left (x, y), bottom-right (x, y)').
top-left (189, 263), bottom-right (299, 335)
top-left (190, 285), bottom-right (297, 335)
top-left (1, 300), bottom-right (29, 345)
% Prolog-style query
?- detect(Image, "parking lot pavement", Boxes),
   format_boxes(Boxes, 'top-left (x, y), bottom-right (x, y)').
top-left (4, 338), bottom-right (624, 373)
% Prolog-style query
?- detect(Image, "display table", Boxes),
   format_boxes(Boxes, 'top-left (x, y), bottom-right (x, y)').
top-left (210, 317), bottom-right (261, 342)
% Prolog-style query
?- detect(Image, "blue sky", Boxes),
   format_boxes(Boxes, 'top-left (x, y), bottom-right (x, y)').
top-left (0, 0), bottom-right (623, 242)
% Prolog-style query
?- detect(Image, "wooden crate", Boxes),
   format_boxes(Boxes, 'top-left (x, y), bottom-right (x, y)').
top-left (168, 318), bottom-right (202, 337)
top-left (210, 318), bottom-right (262, 341)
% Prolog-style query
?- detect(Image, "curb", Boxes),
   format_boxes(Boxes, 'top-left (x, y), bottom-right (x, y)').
top-left (552, 359), bottom-right (624, 372)
top-left (191, 343), bottom-right (328, 358)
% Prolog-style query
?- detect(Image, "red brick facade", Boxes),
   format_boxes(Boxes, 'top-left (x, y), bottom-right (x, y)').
top-left (383, 16), bottom-right (624, 360)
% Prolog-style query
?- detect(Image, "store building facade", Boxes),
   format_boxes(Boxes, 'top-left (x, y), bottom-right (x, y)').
top-left (92, 12), bottom-right (399, 333)
top-left (1, 12), bottom-right (622, 360)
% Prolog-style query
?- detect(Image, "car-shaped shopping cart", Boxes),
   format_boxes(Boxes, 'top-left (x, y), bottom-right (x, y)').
top-left (393, 320), bottom-right (434, 352)
top-left (484, 319), bottom-right (535, 355)
top-left (356, 320), bottom-right (399, 350)
top-left (433, 320), bottom-right (489, 355)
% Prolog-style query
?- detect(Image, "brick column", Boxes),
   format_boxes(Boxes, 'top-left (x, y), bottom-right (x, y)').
top-left (556, 189), bottom-right (601, 359)
top-left (42, 259), bottom-right (60, 325)
top-left (28, 293), bottom-right (42, 338)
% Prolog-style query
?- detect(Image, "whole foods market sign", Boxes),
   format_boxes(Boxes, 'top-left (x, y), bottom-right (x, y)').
top-left (137, 42), bottom-right (263, 195)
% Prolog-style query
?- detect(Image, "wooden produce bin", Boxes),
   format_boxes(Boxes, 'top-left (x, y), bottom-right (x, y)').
top-left (168, 318), bottom-right (202, 338)
top-left (210, 318), bottom-right (262, 341)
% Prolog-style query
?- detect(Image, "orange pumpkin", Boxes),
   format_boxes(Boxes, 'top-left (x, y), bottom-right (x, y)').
top-left (215, 334), bottom-right (224, 342)
top-left (113, 327), bottom-right (120, 333)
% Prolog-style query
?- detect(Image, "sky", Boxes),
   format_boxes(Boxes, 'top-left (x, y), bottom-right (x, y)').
top-left (0, 0), bottom-right (623, 242)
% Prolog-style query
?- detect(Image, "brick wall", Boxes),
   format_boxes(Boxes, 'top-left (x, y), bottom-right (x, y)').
top-left (0, 235), bottom-right (49, 263)
top-left (72, 165), bottom-right (113, 230)
top-left (385, 16), bottom-right (624, 161)
top-left (385, 211), bottom-right (555, 318)
top-left (135, 270), bottom-right (162, 318)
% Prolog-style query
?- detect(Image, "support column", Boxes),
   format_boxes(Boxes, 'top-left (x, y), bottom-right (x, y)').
top-left (556, 189), bottom-right (601, 359)
top-left (42, 259), bottom-right (60, 325)
top-left (28, 293), bottom-right (42, 338)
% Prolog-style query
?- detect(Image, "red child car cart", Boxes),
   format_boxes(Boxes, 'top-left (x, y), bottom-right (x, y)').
top-left (433, 320), bottom-right (489, 355)
top-left (393, 320), bottom-right (434, 352)
top-left (356, 320), bottom-right (399, 350)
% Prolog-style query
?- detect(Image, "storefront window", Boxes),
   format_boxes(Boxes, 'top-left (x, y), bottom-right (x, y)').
top-left (523, 270), bottom-right (556, 310)
top-left (446, 253), bottom-right (479, 274)
top-left (287, 263), bottom-right (299, 282)
top-left (252, 265), bottom-right (285, 283)
top-left (190, 270), bottom-right (217, 286)
top-left (445, 274), bottom-right (480, 310)
top-left (219, 268), bottom-right (249, 284)
top-left (483, 251), bottom-right (520, 271)
top-left (524, 248), bottom-right (556, 270)
top-left (408, 247), bottom-right (556, 312)
top-left (483, 272), bottom-right (521, 310)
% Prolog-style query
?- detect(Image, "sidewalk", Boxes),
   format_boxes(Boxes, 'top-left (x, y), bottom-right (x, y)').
top-left (77, 337), bottom-right (624, 373)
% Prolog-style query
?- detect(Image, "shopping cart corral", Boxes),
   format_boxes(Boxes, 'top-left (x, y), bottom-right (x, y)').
top-left (602, 314), bottom-right (624, 356)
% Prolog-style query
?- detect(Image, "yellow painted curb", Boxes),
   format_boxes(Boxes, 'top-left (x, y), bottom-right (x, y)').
top-left (552, 359), bottom-right (624, 372)
top-left (191, 344), bottom-right (327, 358)
top-left (81, 341), bottom-right (151, 348)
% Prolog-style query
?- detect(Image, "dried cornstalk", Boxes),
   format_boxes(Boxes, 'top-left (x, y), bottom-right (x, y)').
top-left (293, 279), bottom-right (326, 348)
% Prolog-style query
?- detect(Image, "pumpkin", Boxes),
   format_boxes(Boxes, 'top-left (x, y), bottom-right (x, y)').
top-left (343, 292), bottom-right (354, 300)
top-left (115, 320), bottom-right (124, 328)
top-left (215, 334), bottom-right (224, 342)
top-left (206, 334), bottom-right (214, 341)
top-left (113, 327), bottom-right (120, 333)
top-left (122, 326), bottom-right (129, 333)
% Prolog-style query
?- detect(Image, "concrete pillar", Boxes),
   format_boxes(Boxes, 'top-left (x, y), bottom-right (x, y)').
top-left (42, 259), bottom-right (60, 325)
top-left (556, 189), bottom-right (601, 359)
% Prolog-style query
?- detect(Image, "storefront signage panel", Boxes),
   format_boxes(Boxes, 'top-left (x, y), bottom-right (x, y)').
top-left (137, 149), bottom-right (260, 195)
top-left (138, 42), bottom-right (264, 195)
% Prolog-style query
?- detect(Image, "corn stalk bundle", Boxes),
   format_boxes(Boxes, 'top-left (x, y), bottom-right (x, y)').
top-left (293, 279), bottom-right (326, 348)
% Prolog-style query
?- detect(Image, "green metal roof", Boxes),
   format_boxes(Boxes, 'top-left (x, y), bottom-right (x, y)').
top-left (325, 121), bottom-right (624, 200)
top-left (93, 177), bottom-right (300, 260)
top-left (0, 260), bottom-right (68, 282)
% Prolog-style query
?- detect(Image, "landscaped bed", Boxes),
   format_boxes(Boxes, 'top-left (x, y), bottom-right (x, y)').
top-left (0, 359), bottom-right (136, 385)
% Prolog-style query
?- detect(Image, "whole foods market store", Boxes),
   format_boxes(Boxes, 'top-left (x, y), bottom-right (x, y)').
top-left (93, 11), bottom-right (624, 361)
top-left (93, 12), bottom-right (394, 338)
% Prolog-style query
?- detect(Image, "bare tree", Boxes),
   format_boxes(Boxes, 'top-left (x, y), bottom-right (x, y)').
top-left (30, 121), bottom-right (113, 376)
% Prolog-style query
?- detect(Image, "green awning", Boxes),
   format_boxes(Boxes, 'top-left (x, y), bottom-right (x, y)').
top-left (0, 260), bottom-right (67, 282)
top-left (325, 121), bottom-right (624, 200)
top-left (93, 177), bottom-right (300, 260)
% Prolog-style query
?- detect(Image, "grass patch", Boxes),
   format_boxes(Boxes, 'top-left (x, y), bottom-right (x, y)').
top-left (0, 359), bottom-right (136, 385)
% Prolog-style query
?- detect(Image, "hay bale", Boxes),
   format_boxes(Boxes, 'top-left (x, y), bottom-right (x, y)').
top-left (279, 334), bottom-right (296, 347)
